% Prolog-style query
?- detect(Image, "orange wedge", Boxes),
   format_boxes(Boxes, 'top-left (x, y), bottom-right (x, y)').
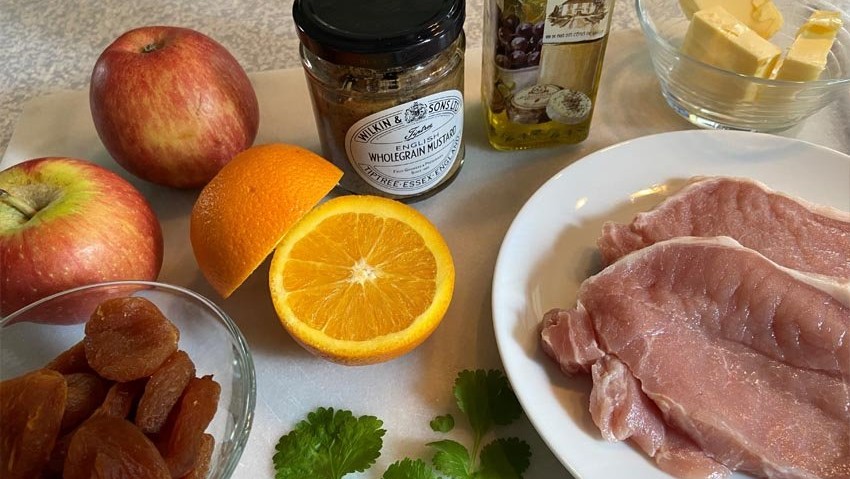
top-left (268, 195), bottom-right (455, 365)
top-left (190, 144), bottom-right (342, 298)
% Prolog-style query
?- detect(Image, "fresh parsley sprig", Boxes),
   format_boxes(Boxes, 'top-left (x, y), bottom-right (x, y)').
top-left (272, 370), bottom-right (530, 479)
top-left (426, 369), bottom-right (530, 479)
top-left (273, 407), bottom-right (385, 479)
top-left (453, 369), bottom-right (524, 457)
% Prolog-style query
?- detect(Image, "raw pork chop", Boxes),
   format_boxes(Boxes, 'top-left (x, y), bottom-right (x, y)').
top-left (542, 236), bottom-right (850, 479)
top-left (598, 177), bottom-right (850, 281)
top-left (590, 356), bottom-right (732, 479)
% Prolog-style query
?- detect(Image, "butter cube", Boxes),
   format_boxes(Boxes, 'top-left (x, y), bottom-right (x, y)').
top-left (681, 6), bottom-right (782, 77)
top-left (679, 0), bottom-right (784, 39)
top-left (772, 11), bottom-right (843, 81)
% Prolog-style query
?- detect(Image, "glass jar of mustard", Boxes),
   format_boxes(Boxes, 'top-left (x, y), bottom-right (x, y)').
top-left (293, 0), bottom-right (466, 200)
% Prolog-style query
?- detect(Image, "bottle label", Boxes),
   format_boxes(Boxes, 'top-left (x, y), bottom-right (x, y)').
top-left (542, 0), bottom-right (613, 44)
top-left (345, 90), bottom-right (464, 196)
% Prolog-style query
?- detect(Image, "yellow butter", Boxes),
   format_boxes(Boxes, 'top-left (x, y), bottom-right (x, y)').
top-left (679, 0), bottom-right (784, 39)
top-left (681, 6), bottom-right (782, 77)
top-left (772, 11), bottom-right (842, 81)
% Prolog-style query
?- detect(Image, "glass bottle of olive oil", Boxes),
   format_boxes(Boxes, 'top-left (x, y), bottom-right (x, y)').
top-left (482, 0), bottom-right (615, 150)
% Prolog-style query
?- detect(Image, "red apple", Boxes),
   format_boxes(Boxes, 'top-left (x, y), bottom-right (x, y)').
top-left (0, 157), bottom-right (163, 317)
top-left (90, 26), bottom-right (260, 189)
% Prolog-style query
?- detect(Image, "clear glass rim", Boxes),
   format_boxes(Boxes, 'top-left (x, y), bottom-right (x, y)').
top-left (1, 280), bottom-right (257, 479)
top-left (634, 0), bottom-right (850, 87)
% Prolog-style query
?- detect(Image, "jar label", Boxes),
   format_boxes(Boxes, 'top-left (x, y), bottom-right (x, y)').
top-left (345, 90), bottom-right (464, 196)
top-left (541, 0), bottom-right (613, 44)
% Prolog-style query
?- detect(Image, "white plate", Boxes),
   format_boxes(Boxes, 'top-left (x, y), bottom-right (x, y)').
top-left (491, 130), bottom-right (850, 479)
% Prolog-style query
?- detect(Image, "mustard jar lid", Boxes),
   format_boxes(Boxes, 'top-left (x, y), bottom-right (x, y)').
top-left (293, 0), bottom-right (465, 69)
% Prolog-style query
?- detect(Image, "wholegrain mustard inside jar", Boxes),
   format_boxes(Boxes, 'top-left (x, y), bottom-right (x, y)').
top-left (293, 0), bottom-right (466, 200)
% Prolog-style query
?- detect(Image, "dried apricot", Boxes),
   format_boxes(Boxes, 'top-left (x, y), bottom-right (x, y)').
top-left (45, 341), bottom-right (92, 375)
top-left (159, 375), bottom-right (221, 478)
top-left (84, 297), bottom-right (179, 381)
top-left (180, 433), bottom-right (215, 479)
top-left (60, 373), bottom-right (110, 432)
top-left (136, 350), bottom-right (196, 434)
top-left (63, 415), bottom-right (170, 479)
top-left (0, 368), bottom-right (67, 479)
top-left (44, 431), bottom-right (72, 477)
top-left (49, 379), bottom-right (142, 477)
top-left (93, 380), bottom-right (146, 420)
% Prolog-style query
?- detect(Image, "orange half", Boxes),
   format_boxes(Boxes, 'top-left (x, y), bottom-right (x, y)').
top-left (190, 144), bottom-right (342, 298)
top-left (268, 195), bottom-right (455, 365)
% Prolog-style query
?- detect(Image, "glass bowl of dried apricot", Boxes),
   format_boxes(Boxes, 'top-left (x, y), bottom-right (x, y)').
top-left (0, 280), bottom-right (256, 479)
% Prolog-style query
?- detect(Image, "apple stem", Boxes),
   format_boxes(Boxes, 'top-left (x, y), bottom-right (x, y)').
top-left (0, 188), bottom-right (37, 220)
top-left (142, 42), bottom-right (159, 53)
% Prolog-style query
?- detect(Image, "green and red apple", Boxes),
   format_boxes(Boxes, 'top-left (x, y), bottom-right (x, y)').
top-left (90, 26), bottom-right (260, 189)
top-left (0, 157), bottom-right (163, 316)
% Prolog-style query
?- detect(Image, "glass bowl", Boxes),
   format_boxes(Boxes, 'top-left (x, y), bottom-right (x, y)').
top-left (637, 0), bottom-right (850, 132)
top-left (0, 281), bottom-right (256, 479)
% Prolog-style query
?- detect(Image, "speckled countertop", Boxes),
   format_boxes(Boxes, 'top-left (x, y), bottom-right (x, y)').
top-left (0, 0), bottom-right (641, 158)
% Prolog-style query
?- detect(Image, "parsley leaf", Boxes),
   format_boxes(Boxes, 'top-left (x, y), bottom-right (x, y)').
top-left (383, 458), bottom-right (439, 479)
top-left (430, 414), bottom-right (455, 433)
top-left (478, 437), bottom-right (532, 479)
top-left (454, 370), bottom-right (523, 439)
top-left (445, 370), bottom-right (530, 479)
top-left (273, 407), bottom-right (385, 479)
top-left (428, 439), bottom-right (473, 479)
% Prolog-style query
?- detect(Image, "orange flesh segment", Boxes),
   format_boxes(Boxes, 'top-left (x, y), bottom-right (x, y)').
top-left (282, 213), bottom-right (437, 341)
